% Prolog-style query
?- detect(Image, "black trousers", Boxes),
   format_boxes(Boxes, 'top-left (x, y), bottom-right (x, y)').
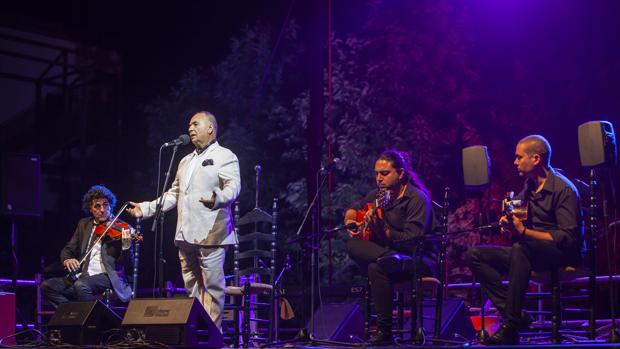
top-left (346, 238), bottom-right (432, 332)
top-left (464, 240), bottom-right (570, 328)
top-left (41, 273), bottom-right (112, 309)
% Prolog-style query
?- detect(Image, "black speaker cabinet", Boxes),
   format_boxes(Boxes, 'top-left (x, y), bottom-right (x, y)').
top-left (405, 297), bottom-right (475, 340)
top-left (462, 145), bottom-right (490, 189)
top-left (578, 120), bottom-right (617, 167)
top-left (1, 153), bottom-right (41, 217)
top-left (47, 300), bottom-right (121, 345)
top-left (122, 297), bottom-right (223, 348)
top-left (309, 301), bottom-right (364, 343)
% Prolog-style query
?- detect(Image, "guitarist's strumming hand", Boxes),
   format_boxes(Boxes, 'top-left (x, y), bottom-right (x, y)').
top-left (500, 192), bottom-right (528, 241)
top-left (499, 214), bottom-right (526, 241)
top-left (364, 209), bottom-right (386, 238)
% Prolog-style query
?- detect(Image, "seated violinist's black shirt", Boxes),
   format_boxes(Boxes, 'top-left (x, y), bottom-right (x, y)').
top-left (351, 183), bottom-right (433, 252)
top-left (517, 168), bottom-right (583, 263)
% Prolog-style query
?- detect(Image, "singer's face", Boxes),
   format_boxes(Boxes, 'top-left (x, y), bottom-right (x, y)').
top-left (374, 159), bottom-right (403, 191)
top-left (188, 113), bottom-right (214, 148)
top-left (90, 198), bottom-right (111, 223)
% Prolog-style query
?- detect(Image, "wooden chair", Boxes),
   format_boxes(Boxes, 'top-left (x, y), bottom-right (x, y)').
top-left (225, 198), bottom-right (278, 348)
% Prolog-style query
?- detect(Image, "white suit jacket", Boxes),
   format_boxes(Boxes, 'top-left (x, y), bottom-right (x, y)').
top-left (139, 141), bottom-right (241, 246)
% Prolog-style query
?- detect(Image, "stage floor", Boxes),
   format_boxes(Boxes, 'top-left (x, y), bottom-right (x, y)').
top-left (287, 344), bottom-right (620, 349)
top-left (7, 342), bottom-right (620, 349)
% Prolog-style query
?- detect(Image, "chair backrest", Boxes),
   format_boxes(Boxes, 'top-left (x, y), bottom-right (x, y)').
top-left (232, 198), bottom-right (278, 287)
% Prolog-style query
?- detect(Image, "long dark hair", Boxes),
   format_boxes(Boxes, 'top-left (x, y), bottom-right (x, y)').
top-left (377, 150), bottom-right (430, 198)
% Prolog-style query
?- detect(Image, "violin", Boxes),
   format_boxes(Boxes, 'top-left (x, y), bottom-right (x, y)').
top-left (94, 220), bottom-right (143, 242)
top-left (351, 189), bottom-right (393, 243)
top-left (64, 202), bottom-right (141, 285)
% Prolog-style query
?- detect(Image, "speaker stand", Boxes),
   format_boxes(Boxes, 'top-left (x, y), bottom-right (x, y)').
top-left (598, 169), bottom-right (620, 343)
top-left (475, 293), bottom-right (490, 343)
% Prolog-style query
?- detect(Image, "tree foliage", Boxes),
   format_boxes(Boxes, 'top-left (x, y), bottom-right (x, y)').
top-left (140, 0), bottom-right (611, 286)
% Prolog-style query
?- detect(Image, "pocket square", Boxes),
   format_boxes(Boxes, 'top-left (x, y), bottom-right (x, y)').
top-left (202, 159), bottom-right (214, 166)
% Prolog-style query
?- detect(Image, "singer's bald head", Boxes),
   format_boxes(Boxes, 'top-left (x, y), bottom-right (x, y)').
top-left (188, 111), bottom-right (218, 149)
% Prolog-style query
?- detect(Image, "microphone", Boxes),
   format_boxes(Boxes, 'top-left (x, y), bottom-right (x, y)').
top-left (255, 165), bottom-right (262, 173)
top-left (478, 222), bottom-right (500, 230)
top-left (162, 134), bottom-right (190, 147)
top-left (320, 157), bottom-right (341, 172)
top-left (324, 222), bottom-right (358, 233)
top-left (475, 222), bottom-right (501, 235)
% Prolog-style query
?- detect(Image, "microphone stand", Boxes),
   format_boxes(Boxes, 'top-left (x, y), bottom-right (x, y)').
top-left (434, 188), bottom-right (449, 338)
top-left (395, 200), bottom-right (469, 346)
top-left (152, 143), bottom-right (181, 297)
top-left (596, 168), bottom-right (620, 343)
top-left (132, 218), bottom-right (142, 299)
top-left (265, 167), bottom-right (359, 347)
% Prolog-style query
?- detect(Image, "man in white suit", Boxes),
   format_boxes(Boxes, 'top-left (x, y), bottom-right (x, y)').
top-left (127, 111), bottom-right (241, 331)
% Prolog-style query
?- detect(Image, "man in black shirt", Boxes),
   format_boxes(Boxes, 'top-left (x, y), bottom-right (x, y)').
top-left (344, 150), bottom-right (435, 345)
top-left (465, 135), bottom-right (582, 345)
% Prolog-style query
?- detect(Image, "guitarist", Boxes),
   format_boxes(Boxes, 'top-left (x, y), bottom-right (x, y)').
top-left (344, 150), bottom-right (435, 345)
top-left (41, 185), bottom-right (133, 309)
top-left (465, 135), bottom-right (583, 345)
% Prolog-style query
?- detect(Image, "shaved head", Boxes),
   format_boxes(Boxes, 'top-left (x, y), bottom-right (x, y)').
top-left (518, 134), bottom-right (551, 168)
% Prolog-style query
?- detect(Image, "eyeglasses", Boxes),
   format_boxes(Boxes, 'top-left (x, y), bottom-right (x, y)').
top-left (91, 202), bottom-right (110, 210)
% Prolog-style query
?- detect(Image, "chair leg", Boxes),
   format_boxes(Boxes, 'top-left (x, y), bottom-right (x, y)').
top-left (588, 266), bottom-right (597, 340)
top-left (551, 269), bottom-right (561, 344)
top-left (397, 291), bottom-right (404, 334)
top-left (410, 277), bottom-right (417, 340)
top-left (268, 289), bottom-right (275, 342)
top-left (233, 296), bottom-right (240, 348)
top-left (243, 285), bottom-right (251, 348)
top-left (365, 279), bottom-right (371, 340)
top-left (35, 273), bottom-right (43, 330)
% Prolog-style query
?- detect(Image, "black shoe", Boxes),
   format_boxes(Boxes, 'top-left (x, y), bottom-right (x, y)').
top-left (367, 329), bottom-right (393, 346)
top-left (484, 324), bottom-right (519, 345)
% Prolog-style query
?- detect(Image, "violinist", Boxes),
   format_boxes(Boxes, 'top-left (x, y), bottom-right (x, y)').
top-left (464, 135), bottom-right (582, 345)
top-left (344, 150), bottom-right (435, 346)
top-left (41, 185), bottom-right (134, 309)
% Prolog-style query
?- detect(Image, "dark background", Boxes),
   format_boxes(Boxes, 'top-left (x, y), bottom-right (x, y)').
top-left (0, 0), bottom-right (619, 324)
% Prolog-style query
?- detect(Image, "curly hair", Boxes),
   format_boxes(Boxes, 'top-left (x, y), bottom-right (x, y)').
top-left (377, 149), bottom-right (430, 198)
top-left (82, 185), bottom-right (117, 214)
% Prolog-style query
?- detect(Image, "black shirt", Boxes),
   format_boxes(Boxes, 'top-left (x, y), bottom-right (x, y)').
top-left (351, 183), bottom-right (433, 250)
top-left (517, 168), bottom-right (583, 261)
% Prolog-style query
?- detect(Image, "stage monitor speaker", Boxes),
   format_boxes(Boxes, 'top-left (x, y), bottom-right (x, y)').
top-left (310, 301), bottom-right (364, 343)
top-left (47, 300), bottom-right (121, 345)
top-left (405, 297), bottom-right (475, 340)
top-left (122, 297), bottom-right (223, 348)
top-left (462, 145), bottom-right (490, 189)
top-left (1, 153), bottom-right (41, 217)
top-left (0, 292), bottom-right (16, 345)
top-left (578, 120), bottom-right (617, 167)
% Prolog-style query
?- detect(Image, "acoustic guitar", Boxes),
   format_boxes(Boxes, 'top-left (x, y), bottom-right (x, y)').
top-left (351, 189), bottom-right (394, 242)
